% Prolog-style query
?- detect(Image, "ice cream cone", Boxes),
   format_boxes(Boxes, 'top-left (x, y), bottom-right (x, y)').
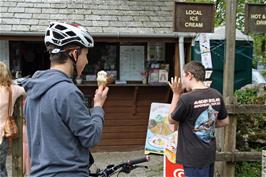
top-left (97, 70), bottom-right (108, 88)
top-left (97, 80), bottom-right (107, 87)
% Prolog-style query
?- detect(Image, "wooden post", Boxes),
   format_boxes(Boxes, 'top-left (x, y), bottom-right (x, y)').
top-left (262, 147), bottom-right (266, 177)
top-left (223, 0), bottom-right (237, 177)
top-left (174, 41), bottom-right (181, 78)
top-left (12, 97), bottom-right (23, 177)
top-left (223, 0), bottom-right (237, 176)
top-left (215, 127), bottom-right (225, 176)
top-left (223, 0), bottom-right (236, 100)
top-left (224, 115), bottom-right (237, 177)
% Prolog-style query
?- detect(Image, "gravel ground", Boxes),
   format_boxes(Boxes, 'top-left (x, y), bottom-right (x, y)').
top-left (91, 150), bottom-right (163, 177)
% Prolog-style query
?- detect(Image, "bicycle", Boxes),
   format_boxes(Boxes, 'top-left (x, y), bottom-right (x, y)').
top-left (89, 155), bottom-right (150, 177)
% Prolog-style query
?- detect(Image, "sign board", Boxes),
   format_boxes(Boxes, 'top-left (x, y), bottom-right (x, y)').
top-left (144, 103), bottom-right (175, 155)
top-left (205, 70), bottom-right (213, 79)
top-left (245, 4), bottom-right (266, 33)
top-left (174, 2), bottom-right (215, 33)
top-left (164, 156), bottom-right (184, 177)
top-left (163, 131), bottom-right (184, 177)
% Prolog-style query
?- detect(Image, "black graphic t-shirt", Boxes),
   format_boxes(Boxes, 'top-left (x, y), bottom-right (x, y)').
top-left (171, 88), bottom-right (227, 168)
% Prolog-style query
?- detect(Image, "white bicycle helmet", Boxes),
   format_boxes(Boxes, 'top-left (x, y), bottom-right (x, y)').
top-left (44, 22), bottom-right (94, 49)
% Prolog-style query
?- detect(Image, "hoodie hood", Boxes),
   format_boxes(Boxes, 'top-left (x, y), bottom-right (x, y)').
top-left (22, 69), bottom-right (72, 99)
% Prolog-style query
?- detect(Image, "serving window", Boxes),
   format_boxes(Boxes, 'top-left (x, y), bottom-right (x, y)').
top-left (8, 41), bottom-right (174, 85)
top-left (83, 42), bottom-right (174, 84)
top-left (84, 43), bottom-right (119, 81)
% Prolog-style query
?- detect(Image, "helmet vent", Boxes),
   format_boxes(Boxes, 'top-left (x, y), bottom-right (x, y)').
top-left (52, 39), bottom-right (59, 44)
top-left (55, 24), bottom-right (67, 31)
top-left (53, 31), bottom-right (64, 39)
top-left (46, 30), bottom-right (50, 36)
top-left (66, 31), bottom-right (76, 36)
top-left (62, 37), bottom-right (79, 44)
top-left (85, 36), bottom-right (92, 43)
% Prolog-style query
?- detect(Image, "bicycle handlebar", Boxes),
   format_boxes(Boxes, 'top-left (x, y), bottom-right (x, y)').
top-left (90, 156), bottom-right (150, 177)
top-left (127, 155), bottom-right (150, 165)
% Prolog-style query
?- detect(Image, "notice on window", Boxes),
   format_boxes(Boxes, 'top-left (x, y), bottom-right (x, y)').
top-left (199, 33), bottom-right (212, 69)
top-left (119, 45), bottom-right (145, 81)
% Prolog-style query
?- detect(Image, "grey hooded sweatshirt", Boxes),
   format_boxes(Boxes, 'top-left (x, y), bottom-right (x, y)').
top-left (22, 69), bottom-right (104, 177)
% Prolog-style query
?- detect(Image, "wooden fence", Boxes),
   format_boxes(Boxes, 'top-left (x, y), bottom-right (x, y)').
top-left (215, 104), bottom-right (265, 177)
top-left (12, 97), bottom-right (24, 177)
top-left (11, 98), bottom-right (265, 177)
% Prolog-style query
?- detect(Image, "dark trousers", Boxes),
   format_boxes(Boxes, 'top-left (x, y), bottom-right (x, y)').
top-left (184, 163), bottom-right (214, 177)
top-left (0, 138), bottom-right (8, 177)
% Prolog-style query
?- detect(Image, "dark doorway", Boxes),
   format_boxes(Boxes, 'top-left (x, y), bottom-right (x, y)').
top-left (9, 41), bottom-right (50, 77)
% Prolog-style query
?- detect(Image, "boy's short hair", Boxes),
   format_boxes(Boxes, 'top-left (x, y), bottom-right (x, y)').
top-left (47, 43), bottom-right (82, 65)
top-left (183, 61), bottom-right (205, 81)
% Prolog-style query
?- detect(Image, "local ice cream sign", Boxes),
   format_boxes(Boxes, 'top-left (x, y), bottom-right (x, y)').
top-left (174, 2), bottom-right (215, 33)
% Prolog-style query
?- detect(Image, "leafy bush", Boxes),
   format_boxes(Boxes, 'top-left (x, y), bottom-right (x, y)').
top-left (236, 162), bottom-right (261, 177)
top-left (261, 69), bottom-right (266, 78)
top-left (234, 86), bottom-right (265, 177)
top-left (234, 88), bottom-right (257, 104)
top-left (234, 85), bottom-right (266, 104)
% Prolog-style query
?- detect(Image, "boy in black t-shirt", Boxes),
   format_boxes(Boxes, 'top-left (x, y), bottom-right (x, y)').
top-left (168, 61), bottom-right (229, 177)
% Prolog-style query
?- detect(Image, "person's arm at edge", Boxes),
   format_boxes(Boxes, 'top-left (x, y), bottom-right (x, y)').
top-left (168, 93), bottom-right (180, 124)
top-left (168, 77), bottom-right (183, 125)
top-left (216, 116), bottom-right (230, 128)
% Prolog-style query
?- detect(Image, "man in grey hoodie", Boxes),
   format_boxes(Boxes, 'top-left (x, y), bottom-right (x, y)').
top-left (22, 22), bottom-right (109, 177)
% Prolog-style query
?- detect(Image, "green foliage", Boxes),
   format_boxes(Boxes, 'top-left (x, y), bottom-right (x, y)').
top-left (234, 87), bottom-right (265, 104)
top-left (235, 112), bottom-right (265, 177)
top-left (236, 113), bottom-right (266, 151)
top-left (214, 0), bottom-right (266, 65)
top-left (234, 86), bottom-right (265, 177)
top-left (252, 34), bottom-right (266, 65)
top-left (261, 69), bottom-right (266, 78)
top-left (185, 0), bottom-right (214, 2)
top-left (236, 162), bottom-right (261, 177)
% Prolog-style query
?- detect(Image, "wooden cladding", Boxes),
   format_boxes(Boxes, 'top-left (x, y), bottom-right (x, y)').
top-left (79, 85), bottom-right (170, 152)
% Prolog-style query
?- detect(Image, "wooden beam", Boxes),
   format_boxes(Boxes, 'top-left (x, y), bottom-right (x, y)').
top-left (224, 114), bottom-right (237, 177)
top-left (12, 97), bottom-right (24, 177)
top-left (0, 35), bottom-right (181, 43)
top-left (0, 35), bottom-right (43, 41)
top-left (174, 42), bottom-right (181, 78)
top-left (223, 9), bottom-right (237, 177)
top-left (263, 149), bottom-right (266, 177)
top-left (223, 0), bottom-right (237, 103)
top-left (216, 151), bottom-right (262, 162)
top-left (226, 104), bottom-right (266, 114)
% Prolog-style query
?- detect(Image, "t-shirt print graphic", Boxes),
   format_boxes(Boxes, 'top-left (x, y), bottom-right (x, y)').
top-left (194, 105), bottom-right (218, 143)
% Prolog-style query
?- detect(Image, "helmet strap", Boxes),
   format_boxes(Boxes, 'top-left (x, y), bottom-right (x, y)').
top-left (68, 53), bottom-right (78, 84)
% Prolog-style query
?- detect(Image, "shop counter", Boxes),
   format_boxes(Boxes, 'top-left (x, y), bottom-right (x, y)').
top-left (78, 84), bottom-right (171, 152)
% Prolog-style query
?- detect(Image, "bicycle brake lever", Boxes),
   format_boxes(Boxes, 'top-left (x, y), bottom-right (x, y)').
top-left (132, 165), bottom-right (148, 169)
top-left (120, 164), bottom-right (148, 174)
